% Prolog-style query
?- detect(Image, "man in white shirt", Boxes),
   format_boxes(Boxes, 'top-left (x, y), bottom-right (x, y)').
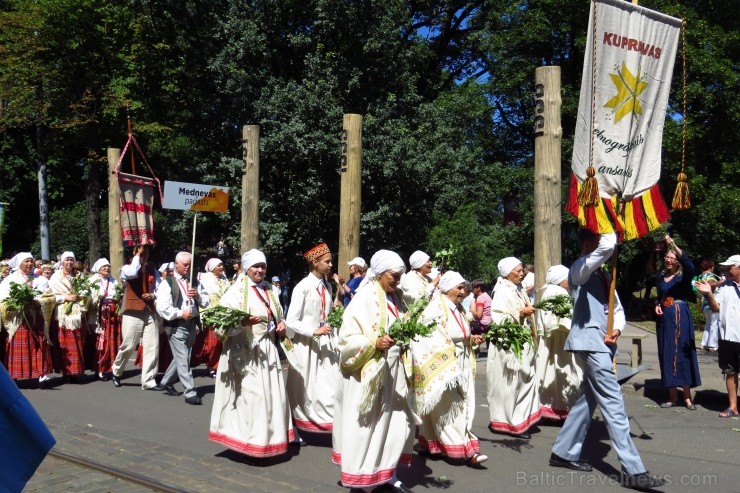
top-left (697, 254), bottom-right (740, 418)
top-left (155, 251), bottom-right (208, 405)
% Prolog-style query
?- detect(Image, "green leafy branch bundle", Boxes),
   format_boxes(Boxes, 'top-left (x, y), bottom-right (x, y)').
top-left (484, 318), bottom-right (533, 361)
top-left (201, 305), bottom-right (251, 342)
top-left (5, 282), bottom-right (38, 312)
top-left (384, 297), bottom-right (435, 346)
top-left (534, 294), bottom-right (573, 319)
top-left (65, 276), bottom-right (99, 314)
top-left (325, 305), bottom-right (344, 332)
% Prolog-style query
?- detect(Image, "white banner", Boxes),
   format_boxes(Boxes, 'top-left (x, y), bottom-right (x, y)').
top-left (162, 180), bottom-right (229, 213)
top-left (572, 0), bottom-right (681, 200)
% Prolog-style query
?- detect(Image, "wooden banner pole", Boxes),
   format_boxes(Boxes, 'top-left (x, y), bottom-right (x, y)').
top-left (338, 114), bottom-right (362, 281)
top-left (107, 148), bottom-right (123, 278)
top-left (241, 125), bottom-right (260, 253)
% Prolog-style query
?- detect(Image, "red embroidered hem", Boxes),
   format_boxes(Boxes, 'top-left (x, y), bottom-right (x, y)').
top-left (209, 431), bottom-right (292, 458)
top-left (293, 417), bottom-right (333, 433)
top-left (489, 408), bottom-right (542, 434)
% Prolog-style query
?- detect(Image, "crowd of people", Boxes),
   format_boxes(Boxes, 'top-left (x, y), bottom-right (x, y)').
top-left (1, 236), bottom-right (738, 493)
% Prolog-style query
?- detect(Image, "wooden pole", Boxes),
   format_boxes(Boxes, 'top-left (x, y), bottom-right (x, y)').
top-left (607, 248), bottom-right (619, 338)
top-left (241, 125), bottom-right (260, 253)
top-left (338, 114), bottom-right (362, 280)
top-left (533, 66), bottom-right (562, 298)
top-left (107, 148), bottom-right (123, 278)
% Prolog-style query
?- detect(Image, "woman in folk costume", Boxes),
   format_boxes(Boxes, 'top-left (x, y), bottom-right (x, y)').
top-left (191, 258), bottom-right (228, 377)
top-left (486, 257), bottom-right (541, 439)
top-left (412, 271), bottom-right (488, 467)
top-left (284, 243), bottom-right (342, 438)
top-left (209, 249), bottom-right (295, 458)
top-left (0, 252), bottom-right (54, 387)
top-left (333, 250), bottom-right (415, 493)
top-left (49, 252), bottom-right (90, 380)
top-left (87, 258), bottom-right (121, 381)
top-left (534, 265), bottom-right (583, 421)
top-left (399, 250), bottom-right (440, 307)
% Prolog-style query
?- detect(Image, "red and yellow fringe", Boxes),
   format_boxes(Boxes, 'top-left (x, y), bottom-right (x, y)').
top-left (566, 174), bottom-right (671, 241)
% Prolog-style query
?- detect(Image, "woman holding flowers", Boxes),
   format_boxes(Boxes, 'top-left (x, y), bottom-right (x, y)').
top-left (413, 271), bottom-right (487, 467)
top-left (284, 243), bottom-right (341, 438)
top-left (49, 252), bottom-right (90, 380)
top-left (192, 258), bottom-right (228, 377)
top-left (486, 257), bottom-right (541, 439)
top-left (0, 252), bottom-right (54, 386)
top-left (88, 258), bottom-right (121, 381)
top-left (209, 249), bottom-right (294, 458)
top-left (534, 265), bottom-right (583, 421)
top-left (333, 250), bottom-right (415, 493)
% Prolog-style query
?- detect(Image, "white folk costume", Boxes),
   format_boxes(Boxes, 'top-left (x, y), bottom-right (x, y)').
top-left (88, 259), bottom-right (121, 377)
top-left (535, 266), bottom-right (584, 421)
top-left (399, 250), bottom-right (435, 306)
top-left (284, 244), bottom-right (341, 433)
top-left (486, 257), bottom-right (541, 434)
top-left (49, 252), bottom-right (90, 376)
top-left (209, 249), bottom-right (294, 458)
top-left (412, 272), bottom-right (480, 460)
top-left (333, 250), bottom-right (415, 490)
top-left (0, 253), bottom-right (54, 380)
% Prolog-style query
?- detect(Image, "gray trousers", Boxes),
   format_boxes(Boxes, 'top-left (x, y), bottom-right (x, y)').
top-left (552, 351), bottom-right (646, 475)
top-left (161, 321), bottom-right (198, 399)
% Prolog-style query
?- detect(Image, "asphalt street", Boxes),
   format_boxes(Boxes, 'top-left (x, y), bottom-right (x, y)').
top-left (19, 325), bottom-right (740, 493)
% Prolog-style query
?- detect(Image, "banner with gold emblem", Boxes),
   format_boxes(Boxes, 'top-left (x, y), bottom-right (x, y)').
top-left (567, 0), bottom-right (682, 240)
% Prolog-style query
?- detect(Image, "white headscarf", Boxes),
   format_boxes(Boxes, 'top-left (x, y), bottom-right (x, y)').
top-left (497, 257), bottom-right (521, 278)
top-left (91, 258), bottom-right (110, 274)
top-left (546, 265), bottom-right (569, 286)
top-left (60, 251), bottom-right (76, 262)
top-left (439, 271), bottom-right (465, 293)
top-left (205, 258), bottom-right (223, 273)
top-left (159, 262), bottom-right (174, 273)
top-left (409, 250), bottom-right (430, 270)
top-left (241, 249), bottom-right (267, 269)
top-left (360, 250), bottom-right (405, 289)
top-left (9, 252), bottom-right (33, 271)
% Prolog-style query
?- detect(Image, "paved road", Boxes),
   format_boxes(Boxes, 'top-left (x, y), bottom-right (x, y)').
top-left (19, 326), bottom-right (740, 492)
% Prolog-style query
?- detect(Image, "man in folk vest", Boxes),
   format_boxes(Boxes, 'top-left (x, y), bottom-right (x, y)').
top-left (155, 251), bottom-right (208, 405)
top-left (112, 244), bottom-right (163, 390)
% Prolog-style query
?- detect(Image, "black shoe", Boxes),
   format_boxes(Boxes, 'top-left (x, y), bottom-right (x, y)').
top-left (98, 372), bottom-right (111, 381)
top-left (622, 471), bottom-right (666, 491)
top-left (112, 375), bottom-right (121, 388)
top-left (513, 432), bottom-right (531, 439)
top-left (38, 377), bottom-right (52, 389)
top-left (162, 384), bottom-right (183, 396)
top-left (549, 453), bottom-right (592, 472)
top-left (185, 395), bottom-right (202, 405)
top-left (390, 481), bottom-right (413, 493)
top-left (145, 384), bottom-right (165, 391)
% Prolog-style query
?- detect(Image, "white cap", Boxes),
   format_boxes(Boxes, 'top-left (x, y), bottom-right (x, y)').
top-left (719, 255), bottom-right (740, 267)
top-left (347, 257), bottom-right (366, 269)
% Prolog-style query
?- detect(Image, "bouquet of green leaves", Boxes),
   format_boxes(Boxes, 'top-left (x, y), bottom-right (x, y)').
top-left (2, 282), bottom-right (39, 328)
top-left (534, 294), bottom-right (573, 319)
top-left (484, 318), bottom-right (533, 361)
top-left (201, 305), bottom-right (251, 343)
top-left (65, 276), bottom-right (99, 315)
top-left (383, 297), bottom-right (435, 346)
top-left (112, 282), bottom-right (125, 314)
top-left (325, 305), bottom-right (344, 332)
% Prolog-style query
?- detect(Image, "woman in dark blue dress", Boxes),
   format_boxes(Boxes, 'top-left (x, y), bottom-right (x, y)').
top-left (654, 235), bottom-right (701, 409)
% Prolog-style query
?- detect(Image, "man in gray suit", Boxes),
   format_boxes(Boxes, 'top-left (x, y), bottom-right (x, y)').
top-left (155, 251), bottom-right (208, 405)
top-left (549, 230), bottom-right (664, 491)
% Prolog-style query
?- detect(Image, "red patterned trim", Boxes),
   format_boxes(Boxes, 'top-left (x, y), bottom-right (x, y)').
top-left (120, 201), bottom-right (152, 214)
top-left (293, 418), bottom-right (333, 433)
top-left (331, 449), bottom-right (341, 465)
top-left (208, 431), bottom-right (289, 458)
top-left (489, 408), bottom-right (542, 434)
top-left (418, 436), bottom-right (480, 459)
top-left (540, 406), bottom-right (569, 421)
top-left (341, 467), bottom-right (396, 488)
top-left (398, 453), bottom-right (412, 466)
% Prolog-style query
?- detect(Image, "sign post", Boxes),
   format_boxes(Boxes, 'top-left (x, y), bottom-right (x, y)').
top-left (163, 180), bottom-right (230, 284)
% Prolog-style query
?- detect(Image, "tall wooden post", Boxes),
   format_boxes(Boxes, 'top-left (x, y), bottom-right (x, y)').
top-left (533, 66), bottom-right (562, 297)
top-left (107, 148), bottom-right (123, 278)
top-left (241, 125), bottom-right (260, 253)
top-left (338, 114), bottom-right (362, 280)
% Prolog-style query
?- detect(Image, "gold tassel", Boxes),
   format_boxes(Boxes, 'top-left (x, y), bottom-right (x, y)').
top-left (578, 166), bottom-right (600, 207)
top-left (671, 172), bottom-right (691, 210)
